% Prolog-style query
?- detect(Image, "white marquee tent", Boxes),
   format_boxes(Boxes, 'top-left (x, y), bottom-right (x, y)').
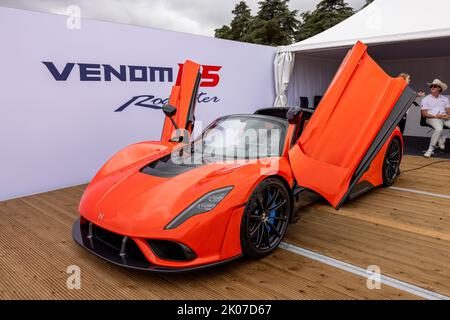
top-left (274, 0), bottom-right (450, 136)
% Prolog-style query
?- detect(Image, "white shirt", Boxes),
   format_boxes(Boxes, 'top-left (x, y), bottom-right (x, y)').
top-left (421, 94), bottom-right (450, 116)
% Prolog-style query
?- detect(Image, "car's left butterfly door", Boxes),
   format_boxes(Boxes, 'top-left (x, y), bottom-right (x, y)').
top-left (160, 60), bottom-right (201, 142)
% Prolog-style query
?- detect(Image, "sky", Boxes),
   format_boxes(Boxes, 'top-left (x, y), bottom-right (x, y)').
top-left (0, 0), bottom-right (366, 37)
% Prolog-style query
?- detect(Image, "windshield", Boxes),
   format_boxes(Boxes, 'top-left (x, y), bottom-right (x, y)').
top-left (171, 116), bottom-right (286, 165)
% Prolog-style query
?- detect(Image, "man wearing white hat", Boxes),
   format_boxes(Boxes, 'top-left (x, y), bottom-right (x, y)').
top-left (421, 79), bottom-right (450, 158)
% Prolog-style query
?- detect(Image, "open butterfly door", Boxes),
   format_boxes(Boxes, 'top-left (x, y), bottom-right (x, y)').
top-left (289, 41), bottom-right (417, 209)
top-left (161, 60), bottom-right (201, 142)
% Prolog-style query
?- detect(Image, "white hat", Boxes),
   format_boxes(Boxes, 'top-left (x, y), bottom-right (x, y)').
top-left (427, 79), bottom-right (448, 92)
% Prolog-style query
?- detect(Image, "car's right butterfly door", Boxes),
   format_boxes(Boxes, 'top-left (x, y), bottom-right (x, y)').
top-left (288, 41), bottom-right (416, 209)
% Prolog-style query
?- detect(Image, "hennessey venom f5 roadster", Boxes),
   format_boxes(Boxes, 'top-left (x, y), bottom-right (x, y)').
top-left (73, 41), bottom-right (417, 271)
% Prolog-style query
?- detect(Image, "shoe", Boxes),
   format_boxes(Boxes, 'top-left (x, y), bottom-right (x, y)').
top-left (424, 148), bottom-right (434, 158)
top-left (438, 137), bottom-right (446, 150)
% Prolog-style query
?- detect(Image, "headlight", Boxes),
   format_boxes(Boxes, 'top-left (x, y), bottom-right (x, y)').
top-left (164, 186), bottom-right (234, 230)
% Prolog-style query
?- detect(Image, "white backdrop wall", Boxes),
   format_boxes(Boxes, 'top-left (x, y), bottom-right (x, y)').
top-left (286, 56), bottom-right (340, 107)
top-left (0, 7), bottom-right (276, 201)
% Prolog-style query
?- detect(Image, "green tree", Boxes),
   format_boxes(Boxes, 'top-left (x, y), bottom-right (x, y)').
top-left (244, 0), bottom-right (300, 46)
top-left (215, 0), bottom-right (300, 46)
top-left (215, 1), bottom-right (253, 41)
top-left (363, 0), bottom-right (374, 8)
top-left (214, 25), bottom-right (232, 39)
top-left (296, 0), bottom-right (354, 42)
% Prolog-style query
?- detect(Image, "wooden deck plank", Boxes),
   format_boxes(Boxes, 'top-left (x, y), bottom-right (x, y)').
top-left (395, 155), bottom-right (450, 196)
top-left (0, 186), bottom-right (415, 299)
top-left (3, 155), bottom-right (444, 299)
top-left (285, 159), bottom-right (450, 297)
top-left (286, 209), bottom-right (450, 291)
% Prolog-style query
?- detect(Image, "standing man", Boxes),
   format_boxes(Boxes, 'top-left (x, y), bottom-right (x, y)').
top-left (421, 79), bottom-right (450, 158)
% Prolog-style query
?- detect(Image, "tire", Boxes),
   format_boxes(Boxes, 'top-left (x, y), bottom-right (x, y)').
top-left (240, 177), bottom-right (291, 259)
top-left (382, 138), bottom-right (401, 187)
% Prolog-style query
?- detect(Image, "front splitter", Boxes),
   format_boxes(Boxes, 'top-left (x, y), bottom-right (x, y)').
top-left (72, 218), bottom-right (242, 273)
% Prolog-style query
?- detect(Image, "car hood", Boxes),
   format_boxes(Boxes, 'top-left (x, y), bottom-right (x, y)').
top-left (79, 157), bottom-right (256, 237)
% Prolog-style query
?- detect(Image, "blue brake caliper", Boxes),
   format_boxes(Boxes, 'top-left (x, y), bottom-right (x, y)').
top-left (267, 189), bottom-right (277, 231)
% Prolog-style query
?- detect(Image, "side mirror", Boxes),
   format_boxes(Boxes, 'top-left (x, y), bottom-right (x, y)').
top-left (286, 106), bottom-right (302, 124)
top-left (162, 104), bottom-right (179, 130)
top-left (163, 104), bottom-right (177, 117)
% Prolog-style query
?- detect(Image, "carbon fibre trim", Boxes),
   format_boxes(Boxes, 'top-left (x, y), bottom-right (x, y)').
top-left (185, 70), bottom-right (201, 129)
top-left (72, 218), bottom-right (242, 272)
top-left (140, 154), bottom-right (202, 178)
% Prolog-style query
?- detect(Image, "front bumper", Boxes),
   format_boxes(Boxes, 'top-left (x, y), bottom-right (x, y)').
top-left (72, 218), bottom-right (241, 272)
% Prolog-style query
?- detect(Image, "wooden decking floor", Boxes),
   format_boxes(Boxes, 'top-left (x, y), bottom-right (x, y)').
top-left (1, 156), bottom-right (449, 299)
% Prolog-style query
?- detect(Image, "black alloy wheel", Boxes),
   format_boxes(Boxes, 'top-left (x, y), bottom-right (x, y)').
top-left (240, 177), bottom-right (291, 259)
top-left (382, 138), bottom-right (401, 187)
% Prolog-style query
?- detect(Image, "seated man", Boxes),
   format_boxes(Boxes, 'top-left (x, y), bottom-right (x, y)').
top-left (397, 73), bottom-right (425, 134)
top-left (421, 79), bottom-right (450, 158)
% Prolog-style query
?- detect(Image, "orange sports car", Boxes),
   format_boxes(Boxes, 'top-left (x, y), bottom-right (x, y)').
top-left (73, 41), bottom-right (417, 271)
